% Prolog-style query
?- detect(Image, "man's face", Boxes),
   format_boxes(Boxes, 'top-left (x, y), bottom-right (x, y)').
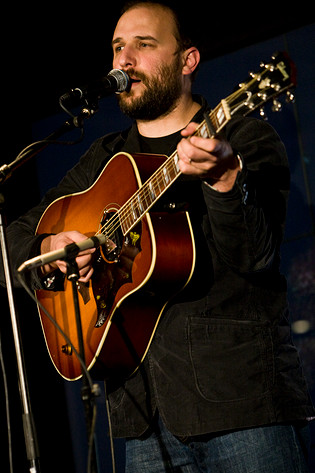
top-left (112, 5), bottom-right (184, 120)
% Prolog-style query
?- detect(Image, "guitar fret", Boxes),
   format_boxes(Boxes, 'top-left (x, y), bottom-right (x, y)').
top-left (212, 110), bottom-right (220, 131)
top-left (170, 163), bottom-right (177, 180)
top-left (173, 152), bottom-right (180, 172)
top-left (199, 122), bottom-right (209, 138)
top-left (142, 189), bottom-right (151, 210)
top-left (163, 166), bottom-right (170, 185)
top-left (121, 208), bottom-right (132, 235)
top-left (149, 181), bottom-right (156, 201)
top-left (137, 193), bottom-right (144, 213)
top-left (213, 100), bottom-right (231, 132)
top-left (131, 202), bottom-right (137, 220)
top-left (216, 106), bottom-right (225, 126)
top-left (155, 174), bottom-right (162, 195)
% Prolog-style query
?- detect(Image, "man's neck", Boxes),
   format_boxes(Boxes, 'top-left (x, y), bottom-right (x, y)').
top-left (136, 93), bottom-right (201, 138)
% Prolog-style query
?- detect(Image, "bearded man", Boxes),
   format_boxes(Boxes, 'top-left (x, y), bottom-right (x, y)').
top-left (1, 1), bottom-right (314, 472)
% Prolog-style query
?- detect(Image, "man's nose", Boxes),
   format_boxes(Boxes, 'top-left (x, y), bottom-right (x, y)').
top-left (117, 45), bottom-right (137, 69)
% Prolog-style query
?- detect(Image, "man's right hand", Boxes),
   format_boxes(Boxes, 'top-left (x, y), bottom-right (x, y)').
top-left (40, 231), bottom-right (96, 282)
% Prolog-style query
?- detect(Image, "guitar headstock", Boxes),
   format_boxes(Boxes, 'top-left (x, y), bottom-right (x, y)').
top-left (228, 52), bottom-right (297, 118)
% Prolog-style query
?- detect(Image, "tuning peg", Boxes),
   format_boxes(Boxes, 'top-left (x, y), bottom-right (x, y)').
top-left (259, 107), bottom-right (268, 120)
top-left (264, 63), bottom-right (275, 72)
top-left (250, 72), bottom-right (261, 80)
top-left (271, 83), bottom-right (281, 92)
top-left (286, 90), bottom-right (295, 103)
top-left (272, 99), bottom-right (282, 112)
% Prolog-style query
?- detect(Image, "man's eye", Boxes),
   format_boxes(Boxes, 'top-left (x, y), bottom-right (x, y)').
top-left (115, 45), bottom-right (124, 53)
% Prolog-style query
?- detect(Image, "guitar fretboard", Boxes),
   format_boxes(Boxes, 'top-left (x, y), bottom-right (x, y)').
top-left (99, 52), bottom-right (295, 242)
top-left (118, 99), bottom-right (231, 236)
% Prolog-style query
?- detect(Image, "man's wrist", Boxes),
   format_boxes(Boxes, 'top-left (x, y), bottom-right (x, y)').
top-left (203, 153), bottom-right (243, 192)
top-left (40, 235), bottom-right (55, 275)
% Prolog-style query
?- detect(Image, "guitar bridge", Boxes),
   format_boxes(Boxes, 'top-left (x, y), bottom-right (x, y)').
top-left (76, 281), bottom-right (90, 305)
top-left (92, 220), bottom-right (142, 328)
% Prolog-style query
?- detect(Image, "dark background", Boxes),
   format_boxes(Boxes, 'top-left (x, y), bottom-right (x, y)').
top-left (5, 3), bottom-right (314, 121)
top-left (1, 2), bottom-right (315, 472)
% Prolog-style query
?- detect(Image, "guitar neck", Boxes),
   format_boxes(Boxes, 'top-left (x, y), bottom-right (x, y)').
top-left (116, 51), bottom-right (296, 235)
top-left (118, 100), bottom-right (232, 236)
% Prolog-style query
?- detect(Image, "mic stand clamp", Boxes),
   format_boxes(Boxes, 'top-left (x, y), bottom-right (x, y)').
top-left (72, 107), bottom-right (97, 128)
top-left (66, 258), bottom-right (100, 473)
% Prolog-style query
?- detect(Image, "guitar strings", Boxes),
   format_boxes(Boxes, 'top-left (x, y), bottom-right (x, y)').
top-left (94, 74), bottom-right (269, 244)
top-left (95, 152), bottom-right (181, 241)
top-left (95, 114), bottom-right (214, 241)
top-left (104, 61), bottom-right (286, 240)
top-left (93, 103), bottom-right (233, 242)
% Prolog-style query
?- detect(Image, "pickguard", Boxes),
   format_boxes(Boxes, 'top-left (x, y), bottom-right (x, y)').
top-left (92, 206), bottom-right (142, 327)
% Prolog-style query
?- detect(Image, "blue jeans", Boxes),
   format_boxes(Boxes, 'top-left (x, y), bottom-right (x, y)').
top-left (125, 416), bottom-right (310, 472)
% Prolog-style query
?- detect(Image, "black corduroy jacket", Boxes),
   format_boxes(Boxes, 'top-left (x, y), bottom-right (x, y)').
top-left (2, 98), bottom-right (314, 438)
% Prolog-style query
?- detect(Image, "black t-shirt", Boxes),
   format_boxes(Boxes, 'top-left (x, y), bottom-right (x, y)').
top-left (138, 130), bottom-right (182, 156)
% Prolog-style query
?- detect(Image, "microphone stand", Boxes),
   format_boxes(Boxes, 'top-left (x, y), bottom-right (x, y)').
top-left (66, 258), bottom-right (99, 473)
top-left (0, 106), bottom-right (96, 473)
top-left (0, 109), bottom-right (92, 185)
top-left (0, 202), bottom-right (40, 473)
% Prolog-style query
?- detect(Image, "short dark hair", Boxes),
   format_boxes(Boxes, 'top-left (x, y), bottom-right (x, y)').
top-left (120, 1), bottom-right (196, 53)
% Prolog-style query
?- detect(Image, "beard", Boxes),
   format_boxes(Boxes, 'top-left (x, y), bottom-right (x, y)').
top-left (117, 56), bottom-right (183, 121)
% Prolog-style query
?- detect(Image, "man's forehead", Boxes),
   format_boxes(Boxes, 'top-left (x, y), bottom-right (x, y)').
top-left (112, 5), bottom-right (177, 43)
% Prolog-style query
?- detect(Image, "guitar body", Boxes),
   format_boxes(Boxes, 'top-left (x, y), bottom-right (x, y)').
top-left (34, 53), bottom-right (296, 381)
top-left (36, 152), bottom-right (195, 380)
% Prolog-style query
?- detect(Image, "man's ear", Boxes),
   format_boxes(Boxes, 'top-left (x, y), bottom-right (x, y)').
top-left (182, 47), bottom-right (200, 76)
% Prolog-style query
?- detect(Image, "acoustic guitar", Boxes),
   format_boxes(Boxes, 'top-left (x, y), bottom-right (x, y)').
top-left (35, 52), bottom-right (296, 380)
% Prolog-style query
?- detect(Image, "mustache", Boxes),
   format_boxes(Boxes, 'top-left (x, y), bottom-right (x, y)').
top-left (125, 68), bottom-right (148, 83)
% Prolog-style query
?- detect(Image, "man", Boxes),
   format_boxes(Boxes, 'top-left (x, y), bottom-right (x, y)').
top-left (1, 1), bottom-right (314, 472)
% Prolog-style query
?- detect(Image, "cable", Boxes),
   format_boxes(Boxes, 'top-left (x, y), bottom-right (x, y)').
top-left (17, 272), bottom-right (94, 390)
top-left (104, 381), bottom-right (117, 473)
top-left (0, 329), bottom-right (13, 473)
top-left (87, 402), bottom-right (98, 473)
top-left (16, 132), bottom-right (85, 161)
top-left (17, 271), bottom-right (103, 473)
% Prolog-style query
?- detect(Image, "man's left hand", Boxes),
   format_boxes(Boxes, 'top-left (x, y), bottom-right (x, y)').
top-left (177, 122), bottom-right (241, 192)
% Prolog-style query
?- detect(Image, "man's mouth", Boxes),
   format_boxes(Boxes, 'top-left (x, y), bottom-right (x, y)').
top-left (120, 70), bottom-right (145, 94)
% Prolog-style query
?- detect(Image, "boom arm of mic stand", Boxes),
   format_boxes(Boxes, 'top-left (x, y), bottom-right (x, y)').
top-left (0, 111), bottom-right (89, 185)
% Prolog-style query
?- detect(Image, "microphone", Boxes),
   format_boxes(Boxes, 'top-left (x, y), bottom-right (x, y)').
top-left (18, 234), bottom-right (107, 273)
top-left (60, 69), bottom-right (130, 104)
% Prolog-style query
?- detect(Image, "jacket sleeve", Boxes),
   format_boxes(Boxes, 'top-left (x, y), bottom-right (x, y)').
top-left (202, 116), bottom-right (290, 274)
top-left (0, 136), bottom-right (113, 289)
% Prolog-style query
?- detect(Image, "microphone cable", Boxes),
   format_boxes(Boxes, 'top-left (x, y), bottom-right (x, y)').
top-left (17, 271), bottom-right (102, 473)
top-left (0, 326), bottom-right (13, 473)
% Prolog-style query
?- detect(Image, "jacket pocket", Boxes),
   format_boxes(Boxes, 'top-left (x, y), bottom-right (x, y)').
top-left (188, 317), bottom-right (274, 402)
